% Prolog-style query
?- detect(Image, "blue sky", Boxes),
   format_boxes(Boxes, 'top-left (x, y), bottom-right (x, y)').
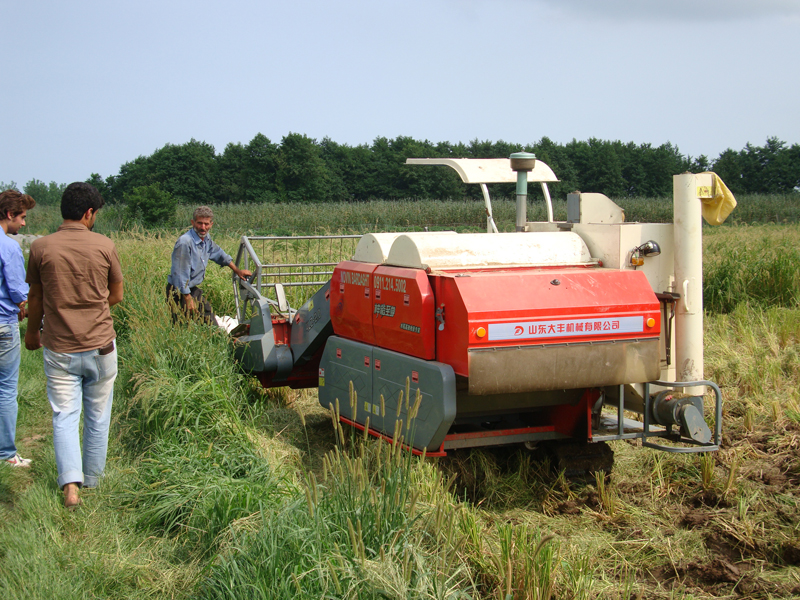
top-left (2, 0), bottom-right (798, 187)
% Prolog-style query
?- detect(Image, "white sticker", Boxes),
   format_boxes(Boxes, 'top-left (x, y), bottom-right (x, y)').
top-left (488, 316), bottom-right (644, 341)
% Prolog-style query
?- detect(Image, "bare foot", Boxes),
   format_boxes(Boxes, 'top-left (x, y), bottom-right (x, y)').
top-left (64, 482), bottom-right (81, 510)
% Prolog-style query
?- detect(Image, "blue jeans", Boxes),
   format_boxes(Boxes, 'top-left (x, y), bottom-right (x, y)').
top-left (0, 323), bottom-right (21, 461)
top-left (43, 344), bottom-right (117, 489)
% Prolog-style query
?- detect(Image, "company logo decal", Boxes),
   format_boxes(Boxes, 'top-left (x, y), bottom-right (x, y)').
top-left (374, 303), bottom-right (396, 318)
top-left (489, 316), bottom-right (645, 341)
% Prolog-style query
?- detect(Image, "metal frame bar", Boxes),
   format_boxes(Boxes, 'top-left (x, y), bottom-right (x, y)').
top-left (233, 234), bottom-right (360, 322)
top-left (641, 380), bottom-right (722, 453)
top-left (591, 380), bottom-right (722, 453)
top-left (443, 426), bottom-right (562, 450)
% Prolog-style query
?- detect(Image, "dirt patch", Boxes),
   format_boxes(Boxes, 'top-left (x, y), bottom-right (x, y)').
top-left (681, 508), bottom-right (714, 529)
top-left (735, 575), bottom-right (800, 599)
top-left (704, 532), bottom-right (742, 563)
top-left (780, 542), bottom-right (800, 566)
top-left (681, 558), bottom-right (741, 583)
top-left (674, 561), bottom-right (800, 600)
top-left (554, 499), bottom-right (581, 515)
top-left (690, 489), bottom-right (731, 508)
top-left (742, 457), bottom-right (789, 488)
top-left (20, 433), bottom-right (47, 445)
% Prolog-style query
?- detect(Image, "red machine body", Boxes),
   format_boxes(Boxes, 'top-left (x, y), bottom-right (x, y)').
top-left (330, 262), bottom-right (661, 382)
top-left (432, 267), bottom-right (661, 378)
top-left (330, 262), bottom-right (437, 360)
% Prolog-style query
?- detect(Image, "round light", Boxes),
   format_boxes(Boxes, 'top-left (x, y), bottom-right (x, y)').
top-left (476, 327), bottom-right (486, 338)
top-left (646, 317), bottom-right (656, 328)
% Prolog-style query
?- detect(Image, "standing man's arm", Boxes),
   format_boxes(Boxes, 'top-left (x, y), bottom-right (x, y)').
top-left (170, 238), bottom-right (196, 312)
top-left (108, 281), bottom-right (123, 306)
top-left (17, 300), bottom-right (27, 321)
top-left (25, 283), bottom-right (43, 350)
top-left (207, 240), bottom-right (252, 280)
top-left (227, 261), bottom-right (252, 281)
top-left (1, 243), bottom-right (28, 321)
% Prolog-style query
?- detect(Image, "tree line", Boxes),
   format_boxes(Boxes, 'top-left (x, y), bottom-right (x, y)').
top-left (4, 135), bottom-right (799, 210)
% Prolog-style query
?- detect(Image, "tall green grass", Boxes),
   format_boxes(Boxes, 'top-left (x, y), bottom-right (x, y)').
top-left (3, 212), bottom-right (800, 599)
top-left (200, 416), bottom-right (473, 598)
top-left (704, 224), bottom-right (800, 313)
top-left (21, 192), bottom-right (800, 238)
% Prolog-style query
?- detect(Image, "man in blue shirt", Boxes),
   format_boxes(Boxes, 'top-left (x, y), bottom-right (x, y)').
top-left (166, 206), bottom-right (251, 324)
top-left (0, 189), bottom-right (36, 467)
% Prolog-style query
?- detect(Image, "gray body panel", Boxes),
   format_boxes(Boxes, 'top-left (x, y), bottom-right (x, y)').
top-left (233, 297), bottom-right (293, 378)
top-left (319, 336), bottom-right (457, 451)
top-left (290, 280), bottom-right (333, 366)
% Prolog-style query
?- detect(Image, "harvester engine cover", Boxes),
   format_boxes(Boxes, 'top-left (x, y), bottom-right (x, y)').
top-left (319, 232), bottom-right (661, 452)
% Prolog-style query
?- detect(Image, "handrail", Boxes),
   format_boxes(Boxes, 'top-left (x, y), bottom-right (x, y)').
top-left (232, 234), bottom-right (361, 322)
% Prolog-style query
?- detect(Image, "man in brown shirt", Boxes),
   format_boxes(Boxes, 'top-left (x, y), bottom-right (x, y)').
top-left (26, 182), bottom-right (123, 509)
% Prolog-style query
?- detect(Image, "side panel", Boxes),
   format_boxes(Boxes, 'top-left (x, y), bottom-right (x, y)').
top-left (330, 261), bottom-right (378, 345)
top-left (573, 223), bottom-right (677, 382)
top-left (319, 338), bottom-right (457, 452)
top-left (468, 339), bottom-right (660, 395)
top-left (232, 297), bottom-right (293, 377)
top-left (290, 280), bottom-right (333, 366)
top-left (372, 347), bottom-right (457, 452)
top-left (372, 265), bottom-right (435, 359)
top-left (318, 336), bottom-right (373, 417)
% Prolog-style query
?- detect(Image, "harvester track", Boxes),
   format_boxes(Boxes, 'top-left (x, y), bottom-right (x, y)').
top-left (544, 441), bottom-right (615, 478)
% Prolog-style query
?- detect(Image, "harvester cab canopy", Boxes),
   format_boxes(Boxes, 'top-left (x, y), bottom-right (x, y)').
top-left (404, 158), bottom-right (559, 184)
top-left (406, 157), bottom-right (560, 231)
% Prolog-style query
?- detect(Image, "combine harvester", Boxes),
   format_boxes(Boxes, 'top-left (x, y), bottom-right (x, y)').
top-left (231, 156), bottom-right (734, 471)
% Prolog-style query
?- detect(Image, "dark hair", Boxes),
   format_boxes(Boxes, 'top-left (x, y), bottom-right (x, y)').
top-left (61, 182), bottom-right (105, 221)
top-left (0, 190), bottom-right (36, 220)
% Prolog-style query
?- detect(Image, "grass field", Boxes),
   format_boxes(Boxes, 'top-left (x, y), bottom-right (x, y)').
top-left (2, 199), bottom-right (800, 599)
top-left (21, 192), bottom-right (800, 237)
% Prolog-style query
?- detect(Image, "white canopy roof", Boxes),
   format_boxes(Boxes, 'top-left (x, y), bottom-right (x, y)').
top-left (386, 232), bottom-right (591, 270)
top-left (405, 158), bottom-right (559, 184)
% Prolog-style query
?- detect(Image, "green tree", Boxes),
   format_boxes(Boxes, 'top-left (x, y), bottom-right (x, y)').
top-left (319, 137), bottom-right (366, 201)
top-left (531, 136), bottom-right (579, 199)
top-left (711, 149), bottom-right (744, 194)
top-left (216, 142), bottom-right (248, 203)
top-left (113, 139), bottom-right (219, 204)
top-left (242, 134), bottom-right (279, 203)
top-left (23, 179), bottom-right (66, 206)
top-left (711, 138), bottom-right (800, 194)
top-left (87, 173), bottom-right (113, 203)
top-left (275, 133), bottom-right (331, 202)
top-left (151, 139), bottom-right (218, 203)
top-left (741, 137), bottom-right (800, 194)
top-left (124, 183), bottom-right (178, 227)
top-left (566, 138), bottom-right (627, 197)
top-left (687, 154), bottom-right (710, 173)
